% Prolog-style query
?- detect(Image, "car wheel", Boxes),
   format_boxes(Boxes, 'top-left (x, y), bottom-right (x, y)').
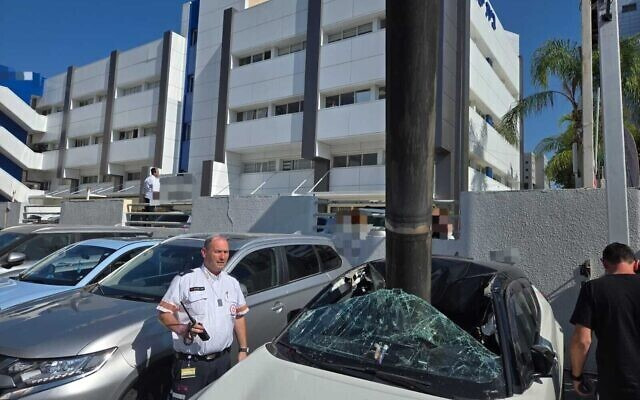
top-left (120, 357), bottom-right (172, 400)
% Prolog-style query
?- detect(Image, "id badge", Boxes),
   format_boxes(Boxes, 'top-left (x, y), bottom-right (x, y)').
top-left (217, 299), bottom-right (223, 307)
top-left (181, 367), bottom-right (196, 379)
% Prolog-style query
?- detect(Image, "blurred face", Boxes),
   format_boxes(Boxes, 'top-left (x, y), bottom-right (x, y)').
top-left (202, 238), bottom-right (229, 274)
top-left (152, 169), bottom-right (159, 177)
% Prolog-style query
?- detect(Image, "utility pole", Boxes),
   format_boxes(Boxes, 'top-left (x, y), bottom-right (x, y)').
top-left (598, 0), bottom-right (629, 244)
top-left (385, 0), bottom-right (440, 302)
top-left (582, 0), bottom-right (596, 188)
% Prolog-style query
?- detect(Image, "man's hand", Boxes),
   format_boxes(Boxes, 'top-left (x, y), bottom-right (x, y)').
top-left (188, 323), bottom-right (205, 338)
top-left (238, 352), bottom-right (248, 362)
top-left (572, 377), bottom-right (592, 397)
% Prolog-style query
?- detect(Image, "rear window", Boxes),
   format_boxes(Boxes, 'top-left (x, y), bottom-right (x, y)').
top-left (316, 245), bottom-right (342, 271)
top-left (285, 245), bottom-right (320, 281)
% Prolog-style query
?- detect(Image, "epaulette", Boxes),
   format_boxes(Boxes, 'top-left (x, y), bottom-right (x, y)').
top-left (178, 268), bottom-right (196, 276)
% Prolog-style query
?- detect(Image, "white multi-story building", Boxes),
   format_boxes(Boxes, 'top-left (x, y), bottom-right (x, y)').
top-left (0, 32), bottom-right (185, 202)
top-left (183, 0), bottom-right (521, 199)
top-left (619, 0), bottom-right (640, 38)
top-left (0, 0), bottom-right (520, 204)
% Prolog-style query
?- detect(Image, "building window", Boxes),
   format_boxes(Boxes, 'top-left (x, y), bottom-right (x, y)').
top-left (622, 3), bottom-right (637, 12)
top-left (76, 98), bottom-right (94, 108)
top-left (324, 89), bottom-right (372, 108)
top-left (39, 108), bottom-right (51, 116)
top-left (54, 106), bottom-right (64, 113)
top-left (235, 107), bottom-right (268, 122)
top-left (116, 128), bottom-right (139, 141)
top-left (187, 74), bottom-right (195, 93)
top-left (120, 85), bottom-right (142, 97)
top-left (181, 123), bottom-right (191, 141)
top-left (327, 22), bottom-right (374, 44)
top-left (72, 137), bottom-right (91, 148)
top-left (242, 160), bottom-right (276, 173)
top-left (282, 159), bottom-right (313, 171)
top-left (377, 86), bottom-right (386, 100)
top-left (126, 172), bottom-right (141, 181)
top-left (380, 18), bottom-right (386, 29)
top-left (333, 153), bottom-right (378, 168)
top-left (96, 94), bottom-right (106, 103)
top-left (190, 28), bottom-right (198, 46)
top-left (274, 100), bottom-right (304, 116)
top-left (145, 80), bottom-right (160, 90)
top-left (93, 136), bottom-right (103, 145)
top-left (277, 40), bottom-right (306, 56)
top-left (143, 127), bottom-right (156, 137)
top-left (238, 50), bottom-right (271, 66)
top-left (81, 176), bottom-right (98, 184)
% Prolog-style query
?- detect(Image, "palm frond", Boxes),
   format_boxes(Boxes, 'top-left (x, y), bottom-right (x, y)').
top-left (545, 149), bottom-right (575, 188)
top-left (531, 39), bottom-right (581, 95)
top-left (497, 91), bottom-right (560, 145)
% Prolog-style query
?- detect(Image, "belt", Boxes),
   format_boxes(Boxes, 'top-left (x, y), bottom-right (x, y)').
top-left (175, 348), bottom-right (230, 361)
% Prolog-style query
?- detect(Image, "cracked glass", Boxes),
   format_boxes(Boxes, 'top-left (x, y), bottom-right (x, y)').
top-left (288, 288), bottom-right (503, 384)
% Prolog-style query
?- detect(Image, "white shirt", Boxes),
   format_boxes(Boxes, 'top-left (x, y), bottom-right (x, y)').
top-left (157, 266), bottom-right (249, 355)
top-left (143, 175), bottom-right (160, 200)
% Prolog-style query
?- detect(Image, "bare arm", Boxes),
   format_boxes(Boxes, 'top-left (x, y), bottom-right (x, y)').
top-left (570, 324), bottom-right (592, 396)
top-left (158, 311), bottom-right (203, 337)
top-left (234, 316), bottom-right (248, 361)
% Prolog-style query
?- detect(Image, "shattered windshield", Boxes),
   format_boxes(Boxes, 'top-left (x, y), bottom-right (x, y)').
top-left (277, 265), bottom-right (505, 398)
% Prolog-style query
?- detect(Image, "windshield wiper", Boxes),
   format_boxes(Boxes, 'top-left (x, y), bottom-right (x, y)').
top-left (276, 342), bottom-right (432, 393)
top-left (112, 293), bottom-right (159, 303)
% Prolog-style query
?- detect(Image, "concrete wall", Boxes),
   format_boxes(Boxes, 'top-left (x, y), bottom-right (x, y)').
top-left (59, 199), bottom-right (131, 226)
top-left (0, 202), bottom-right (22, 229)
top-left (190, 195), bottom-right (317, 234)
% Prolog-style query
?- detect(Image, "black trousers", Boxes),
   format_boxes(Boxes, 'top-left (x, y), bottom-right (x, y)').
top-left (168, 352), bottom-right (231, 400)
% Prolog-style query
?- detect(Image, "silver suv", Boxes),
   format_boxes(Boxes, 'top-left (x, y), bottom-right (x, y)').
top-left (0, 233), bottom-right (350, 399)
top-left (0, 225), bottom-right (152, 277)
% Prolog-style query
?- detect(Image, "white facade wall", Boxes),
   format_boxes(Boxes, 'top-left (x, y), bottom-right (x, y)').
top-left (190, 0), bottom-right (521, 196)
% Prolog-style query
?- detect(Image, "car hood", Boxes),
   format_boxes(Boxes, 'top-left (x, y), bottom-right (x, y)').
top-left (0, 289), bottom-right (159, 359)
top-left (193, 346), bottom-right (442, 400)
top-left (0, 278), bottom-right (68, 310)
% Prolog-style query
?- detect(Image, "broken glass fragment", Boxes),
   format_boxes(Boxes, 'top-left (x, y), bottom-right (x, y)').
top-left (288, 288), bottom-right (503, 384)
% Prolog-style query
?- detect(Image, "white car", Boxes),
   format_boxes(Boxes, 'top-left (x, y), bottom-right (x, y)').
top-left (193, 257), bottom-right (564, 400)
top-left (0, 238), bottom-right (157, 311)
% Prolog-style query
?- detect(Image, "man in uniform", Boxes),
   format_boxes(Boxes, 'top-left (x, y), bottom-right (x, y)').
top-left (158, 235), bottom-right (249, 399)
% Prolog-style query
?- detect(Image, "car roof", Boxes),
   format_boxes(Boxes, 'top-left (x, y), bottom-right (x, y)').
top-left (1, 225), bottom-right (151, 234)
top-left (166, 232), bottom-right (335, 250)
top-left (71, 238), bottom-right (160, 250)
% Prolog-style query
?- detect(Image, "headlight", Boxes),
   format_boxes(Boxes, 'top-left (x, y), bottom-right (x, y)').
top-left (0, 348), bottom-right (116, 389)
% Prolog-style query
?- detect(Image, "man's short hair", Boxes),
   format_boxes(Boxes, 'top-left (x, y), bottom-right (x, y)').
top-left (602, 242), bottom-right (636, 264)
top-left (204, 235), bottom-right (227, 250)
top-left (150, 167), bottom-right (157, 175)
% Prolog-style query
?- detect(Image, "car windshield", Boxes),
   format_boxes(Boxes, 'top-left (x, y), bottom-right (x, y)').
top-left (19, 244), bottom-right (114, 286)
top-left (0, 232), bottom-right (26, 253)
top-left (276, 265), bottom-right (506, 398)
top-left (97, 238), bottom-right (238, 301)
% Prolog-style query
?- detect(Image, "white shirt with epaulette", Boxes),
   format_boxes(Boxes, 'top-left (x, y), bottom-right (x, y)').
top-left (157, 265), bottom-right (249, 355)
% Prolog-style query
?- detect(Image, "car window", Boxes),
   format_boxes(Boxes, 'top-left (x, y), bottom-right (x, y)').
top-left (13, 233), bottom-right (73, 260)
top-left (90, 246), bottom-right (149, 283)
top-left (316, 245), bottom-right (342, 271)
top-left (20, 245), bottom-right (114, 286)
top-left (284, 245), bottom-right (320, 281)
top-left (0, 232), bottom-right (26, 253)
top-left (506, 280), bottom-right (539, 386)
top-left (229, 248), bottom-right (278, 295)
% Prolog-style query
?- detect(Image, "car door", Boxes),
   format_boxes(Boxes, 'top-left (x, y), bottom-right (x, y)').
top-left (85, 245), bottom-right (151, 285)
top-left (227, 246), bottom-right (286, 350)
top-left (278, 244), bottom-right (330, 322)
top-left (508, 279), bottom-right (561, 399)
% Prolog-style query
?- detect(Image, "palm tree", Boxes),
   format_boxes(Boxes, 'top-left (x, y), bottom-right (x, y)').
top-left (497, 35), bottom-right (640, 187)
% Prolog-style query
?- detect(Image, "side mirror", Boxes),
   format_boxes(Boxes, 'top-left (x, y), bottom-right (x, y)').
top-left (239, 283), bottom-right (248, 298)
top-left (5, 252), bottom-right (26, 268)
top-left (531, 341), bottom-right (556, 377)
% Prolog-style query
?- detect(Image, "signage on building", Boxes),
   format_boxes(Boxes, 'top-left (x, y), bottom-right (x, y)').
top-left (477, 0), bottom-right (497, 30)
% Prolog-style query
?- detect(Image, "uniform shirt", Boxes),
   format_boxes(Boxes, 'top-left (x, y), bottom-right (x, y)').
top-left (143, 175), bottom-right (160, 200)
top-left (157, 266), bottom-right (249, 355)
top-left (570, 274), bottom-right (640, 399)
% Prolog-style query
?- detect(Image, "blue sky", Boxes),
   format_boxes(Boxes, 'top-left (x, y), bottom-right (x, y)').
top-left (0, 0), bottom-right (581, 152)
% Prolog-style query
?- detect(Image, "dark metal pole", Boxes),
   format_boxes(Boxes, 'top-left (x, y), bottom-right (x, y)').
top-left (385, 0), bottom-right (440, 301)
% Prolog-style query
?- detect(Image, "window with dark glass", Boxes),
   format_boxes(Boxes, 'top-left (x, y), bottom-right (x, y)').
top-left (285, 245), bottom-right (320, 281)
top-left (190, 28), bottom-right (198, 46)
top-left (622, 3), bottom-right (637, 12)
top-left (348, 154), bottom-right (362, 167)
top-left (362, 153), bottom-right (378, 166)
top-left (333, 156), bottom-right (347, 168)
top-left (230, 248), bottom-right (278, 294)
top-left (316, 245), bottom-right (342, 271)
top-left (325, 95), bottom-right (340, 108)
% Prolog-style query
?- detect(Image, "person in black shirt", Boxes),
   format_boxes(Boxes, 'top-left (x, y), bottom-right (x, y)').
top-left (570, 242), bottom-right (640, 399)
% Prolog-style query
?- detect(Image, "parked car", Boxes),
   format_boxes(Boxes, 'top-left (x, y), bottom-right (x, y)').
top-left (0, 238), bottom-right (158, 311)
top-left (192, 257), bottom-right (564, 400)
top-left (0, 225), bottom-right (152, 277)
top-left (0, 233), bottom-right (350, 400)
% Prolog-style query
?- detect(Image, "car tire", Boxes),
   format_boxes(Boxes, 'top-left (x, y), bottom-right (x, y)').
top-left (120, 357), bottom-right (172, 400)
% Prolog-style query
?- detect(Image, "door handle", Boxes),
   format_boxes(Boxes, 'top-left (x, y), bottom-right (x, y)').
top-left (271, 302), bottom-right (284, 313)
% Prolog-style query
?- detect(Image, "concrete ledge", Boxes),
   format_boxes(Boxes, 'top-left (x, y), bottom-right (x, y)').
top-left (59, 199), bottom-right (131, 226)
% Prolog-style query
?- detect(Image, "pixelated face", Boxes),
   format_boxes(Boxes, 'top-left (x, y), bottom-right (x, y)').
top-left (202, 237), bottom-right (229, 273)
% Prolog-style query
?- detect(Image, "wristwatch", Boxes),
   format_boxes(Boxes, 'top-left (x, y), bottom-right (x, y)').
top-left (239, 347), bottom-right (250, 354)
